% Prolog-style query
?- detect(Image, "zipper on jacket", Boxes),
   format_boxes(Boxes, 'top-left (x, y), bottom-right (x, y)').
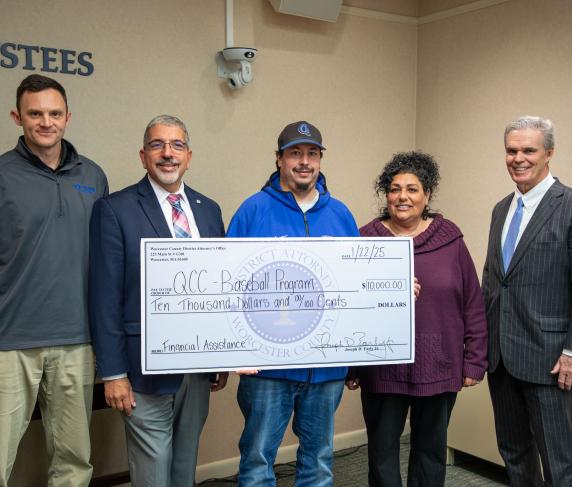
top-left (307, 367), bottom-right (313, 383)
top-left (56, 175), bottom-right (63, 217)
top-left (303, 212), bottom-right (312, 382)
top-left (303, 211), bottom-right (310, 236)
top-left (295, 200), bottom-right (311, 381)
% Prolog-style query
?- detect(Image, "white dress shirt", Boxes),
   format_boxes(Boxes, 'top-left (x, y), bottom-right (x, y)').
top-left (147, 176), bottom-right (201, 238)
top-left (500, 173), bottom-right (571, 357)
top-left (501, 172), bottom-right (555, 249)
top-left (102, 176), bottom-right (200, 380)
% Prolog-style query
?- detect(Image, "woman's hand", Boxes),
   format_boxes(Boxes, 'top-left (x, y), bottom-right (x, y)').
top-left (345, 378), bottom-right (360, 390)
top-left (235, 368), bottom-right (260, 375)
top-left (462, 377), bottom-right (481, 387)
top-left (210, 372), bottom-right (229, 391)
top-left (413, 277), bottom-right (421, 300)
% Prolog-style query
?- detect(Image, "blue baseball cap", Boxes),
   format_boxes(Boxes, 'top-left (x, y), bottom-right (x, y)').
top-left (278, 121), bottom-right (326, 151)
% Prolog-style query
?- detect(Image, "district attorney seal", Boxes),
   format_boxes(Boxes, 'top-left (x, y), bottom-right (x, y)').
top-left (243, 260), bottom-right (324, 344)
top-left (229, 244), bottom-right (338, 362)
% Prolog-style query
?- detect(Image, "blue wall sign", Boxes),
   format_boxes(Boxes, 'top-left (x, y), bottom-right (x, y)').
top-left (0, 43), bottom-right (94, 76)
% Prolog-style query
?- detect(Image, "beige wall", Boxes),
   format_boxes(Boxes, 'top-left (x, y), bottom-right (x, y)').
top-left (1, 0), bottom-right (417, 482)
top-left (3, 0), bottom-right (572, 482)
top-left (416, 0), bottom-right (572, 272)
top-left (0, 0), bottom-right (417, 227)
top-left (416, 0), bottom-right (572, 463)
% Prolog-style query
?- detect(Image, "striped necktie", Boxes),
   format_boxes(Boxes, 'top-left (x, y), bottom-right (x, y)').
top-left (502, 196), bottom-right (524, 272)
top-left (167, 194), bottom-right (192, 238)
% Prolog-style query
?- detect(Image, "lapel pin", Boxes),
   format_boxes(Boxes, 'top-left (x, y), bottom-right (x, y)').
top-left (196, 199), bottom-right (201, 204)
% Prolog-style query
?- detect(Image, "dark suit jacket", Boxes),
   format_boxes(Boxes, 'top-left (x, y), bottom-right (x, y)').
top-left (89, 177), bottom-right (225, 394)
top-left (482, 179), bottom-right (572, 384)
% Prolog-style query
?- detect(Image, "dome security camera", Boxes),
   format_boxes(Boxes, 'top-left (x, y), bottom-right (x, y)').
top-left (222, 47), bottom-right (257, 62)
top-left (216, 47), bottom-right (257, 90)
top-left (227, 61), bottom-right (253, 89)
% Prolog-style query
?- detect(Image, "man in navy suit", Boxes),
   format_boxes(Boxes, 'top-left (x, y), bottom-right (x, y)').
top-left (89, 115), bottom-right (227, 487)
top-left (483, 116), bottom-right (572, 486)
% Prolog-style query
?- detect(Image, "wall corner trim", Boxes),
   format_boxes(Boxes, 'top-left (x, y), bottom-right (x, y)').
top-left (341, 0), bottom-right (510, 25)
top-left (417, 0), bottom-right (510, 24)
top-left (341, 6), bottom-right (418, 24)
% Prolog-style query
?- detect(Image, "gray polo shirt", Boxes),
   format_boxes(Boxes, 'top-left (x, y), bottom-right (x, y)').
top-left (0, 136), bottom-right (108, 350)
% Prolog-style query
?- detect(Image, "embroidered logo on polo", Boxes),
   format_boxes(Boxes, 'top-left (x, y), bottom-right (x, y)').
top-left (73, 183), bottom-right (96, 194)
top-left (298, 123), bottom-right (312, 137)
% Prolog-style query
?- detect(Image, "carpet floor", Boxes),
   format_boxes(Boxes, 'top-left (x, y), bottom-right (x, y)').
top-left (198, 434), bottom-right (509, 486)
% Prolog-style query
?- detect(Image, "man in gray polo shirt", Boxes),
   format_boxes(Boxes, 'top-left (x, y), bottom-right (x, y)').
top-left (0, 74), bottom-right (108, 486)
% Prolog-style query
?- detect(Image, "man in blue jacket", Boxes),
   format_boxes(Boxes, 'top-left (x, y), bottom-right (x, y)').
top-left (227, 121), bottom-right (359, 487)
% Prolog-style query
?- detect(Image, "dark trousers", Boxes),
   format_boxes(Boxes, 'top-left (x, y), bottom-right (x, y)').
top-left (488, 360), bottom-right (572, 487)
top-left (361, 391), bottom-right (456, 487)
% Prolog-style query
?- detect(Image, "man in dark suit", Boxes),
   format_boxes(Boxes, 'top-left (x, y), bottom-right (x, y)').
top-left (89, 115), bottom-right (227, 487)
top-left (482, 116), bottom-right (572, 486)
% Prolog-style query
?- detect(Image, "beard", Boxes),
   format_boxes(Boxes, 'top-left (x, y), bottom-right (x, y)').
top-left (295, 181), bottom-right (312, 192)
top-left (154, 158), bottom-right (182, 186)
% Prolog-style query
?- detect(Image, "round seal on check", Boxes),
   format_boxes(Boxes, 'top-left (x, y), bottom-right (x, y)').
top-left (242, 261), bottom-right (324, 344)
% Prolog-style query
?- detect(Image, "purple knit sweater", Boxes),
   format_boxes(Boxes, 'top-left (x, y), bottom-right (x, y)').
top-left (353, 215), bottom-right (488, 396)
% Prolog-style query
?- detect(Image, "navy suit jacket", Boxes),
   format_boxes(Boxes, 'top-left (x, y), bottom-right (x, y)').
top-left (482, 179), bottom-right (572, 384)
top-left (89, 177), bottom-right (225, 394)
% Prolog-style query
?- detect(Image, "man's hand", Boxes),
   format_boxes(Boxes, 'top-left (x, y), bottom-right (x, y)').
top-left (345, 378), bottom-right (360, 390)
top-left (104, 378), bottom-right (136, 416)
top-left (551, 354), bottom-right (572, 390)
top-left (413, 277), bottom-right (421, 301)
top-left (211, 372), bottom-right (229, 392)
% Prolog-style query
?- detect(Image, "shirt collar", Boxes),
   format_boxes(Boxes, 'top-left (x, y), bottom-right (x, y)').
top-left (147, 175), bottom-right (188, 205)
top-left (515, 172), bottom-right (555, 208)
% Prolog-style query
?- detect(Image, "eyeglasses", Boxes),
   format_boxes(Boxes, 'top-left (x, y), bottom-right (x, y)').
top-left (146, 139), bottom-right (188, 152)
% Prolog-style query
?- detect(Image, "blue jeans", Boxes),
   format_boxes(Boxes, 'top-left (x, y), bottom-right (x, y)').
top-left (237, 376), bottom-right (344, 487)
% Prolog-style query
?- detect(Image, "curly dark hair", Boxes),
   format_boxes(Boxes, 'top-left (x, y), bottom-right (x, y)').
top-left (375, 151), bottom-right (440, 220)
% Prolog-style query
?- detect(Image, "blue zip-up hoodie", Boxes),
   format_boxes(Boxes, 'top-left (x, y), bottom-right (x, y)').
top-left (227, 171), bottom-right (359, 383)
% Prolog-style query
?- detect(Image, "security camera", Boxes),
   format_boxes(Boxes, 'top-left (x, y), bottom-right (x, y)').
top-left (225, 61), bottom-right (253, 89)
top-left (222, 47), bottom-right (257, 62)
top-left (216, 47), bottom-right (257, 90)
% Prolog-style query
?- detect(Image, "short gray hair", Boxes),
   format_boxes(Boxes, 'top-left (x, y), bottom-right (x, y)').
top-left (143, 115), bottom-right (190, 146)
top-left (504, 115), bottom-right (554, 150)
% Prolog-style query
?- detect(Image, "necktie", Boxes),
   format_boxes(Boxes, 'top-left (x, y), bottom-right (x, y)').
top-left (167, 194), bottom-right (192, 238)
top-left (502, 196), bottom-right (524, 271)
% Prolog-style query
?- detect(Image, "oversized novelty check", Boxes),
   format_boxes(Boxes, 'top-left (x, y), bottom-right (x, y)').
top-left (141, 238), bottom-right (415, 374)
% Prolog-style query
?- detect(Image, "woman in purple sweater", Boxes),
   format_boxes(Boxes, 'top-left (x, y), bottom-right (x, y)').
top-left (346, 151), bottom-right (487, 487)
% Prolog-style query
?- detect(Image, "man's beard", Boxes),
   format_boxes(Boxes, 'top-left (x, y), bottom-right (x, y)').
top-left (295, 181), bottom-right (311, 192)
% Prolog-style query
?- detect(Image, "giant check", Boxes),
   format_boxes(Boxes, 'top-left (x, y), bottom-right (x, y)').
top-left (141, 237), bottom-right (415, 374)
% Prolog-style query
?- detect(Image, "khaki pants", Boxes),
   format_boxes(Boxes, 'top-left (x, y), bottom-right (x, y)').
top-left (0, 344), bottom-right (94, 487)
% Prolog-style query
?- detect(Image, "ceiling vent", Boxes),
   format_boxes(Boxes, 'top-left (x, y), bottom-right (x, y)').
top-left (268, 0), bottom-right (343, 22)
